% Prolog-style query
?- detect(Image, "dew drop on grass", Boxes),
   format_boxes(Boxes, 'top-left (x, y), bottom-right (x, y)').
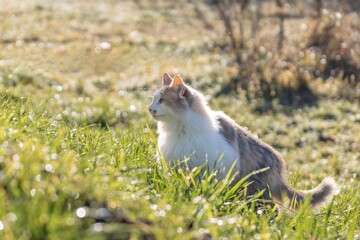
top-left (56, 85), bottom-right (63, 92)
top-left (154, 210), bottom-right (166, 217)
top-left (129, 104), bottom-right (136, 112)
top-left (131, 194), bottom-right (138, 200)
top-left (93, 223), bottom-right (103, 232)
top-left (99, 42), bottom-right (112, 50)
top-left (2, 141), bottom-right (9, 148)
top-left (6, 213), bottom-right (17, 222)
top-left (56, 114), bottom-right (62, 120)
top-left (193, 196), bottom-right (202, 204)
top-left (209, 218), bottom-right (218, 224)
top-left (74, 193), bottom-right (80, 199)
top-left (310, 52), bottom-right (316, 59)
top-left (76, 207), bottom-right (87, 218)
top-left (15, 40), bottom-right (23, 47)
top-left (70, 166), bottom-right (77, 174)
top-left (118, 90), bottom-right (127, 96)
top-left (52, 194), bottom-right (58, 201)
top-left (50, 153), bottom-right (58, 160)
top-left (50, 121), bottom-right (58, 128)
top-left (71, 111), bottom-right (78, 118)
top-left (43, 146), bottom-right (50, 153)
top-left (12, 154), bottom-right (20, 161)
top-left (45, 164), bottom-right (53, 172)
top-left (227, 218), bottom-right (236, 224)
top-left (300, 23), bottom-right (307, 31)
top-left (128, 31), bottom-right (142, 43)
top-left (36, 174), bottom-right (41, 182)
top-left (14, 162), bottom-right (22, 170)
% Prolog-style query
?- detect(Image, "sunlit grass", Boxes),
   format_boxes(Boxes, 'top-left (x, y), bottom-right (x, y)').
top-left (0, 92), bottom-right (359, 239)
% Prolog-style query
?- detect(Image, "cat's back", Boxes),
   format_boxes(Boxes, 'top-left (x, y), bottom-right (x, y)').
top-left (215, 110), bottom-right (273, 147)
top-left (215, 111), bottom-right (284, 172)
top-left (215, 111), bottom-right (255, 146)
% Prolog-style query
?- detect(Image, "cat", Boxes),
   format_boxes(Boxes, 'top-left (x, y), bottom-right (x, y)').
top-left (148, 73), bottom-right (338, 208)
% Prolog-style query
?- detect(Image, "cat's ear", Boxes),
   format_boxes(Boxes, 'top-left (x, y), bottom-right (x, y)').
top-left (162, 73), bottom-right (172, 86)
top-left (171, 75), bottom-right (187, 96)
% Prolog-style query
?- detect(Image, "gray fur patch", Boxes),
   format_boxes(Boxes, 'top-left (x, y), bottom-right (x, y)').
top-left (215, 112), bottom-right (337, 208)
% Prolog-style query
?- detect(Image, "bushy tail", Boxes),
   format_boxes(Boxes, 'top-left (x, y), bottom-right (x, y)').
top-left (285, 177), bottom-right (339, 209)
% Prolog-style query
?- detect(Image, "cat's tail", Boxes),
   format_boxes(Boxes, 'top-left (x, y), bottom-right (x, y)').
top-left (284, 177), bottom-right (339, 209)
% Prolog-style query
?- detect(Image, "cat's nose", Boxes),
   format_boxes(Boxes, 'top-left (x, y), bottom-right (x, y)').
top-left (148, 106), bottom-right (156, 114)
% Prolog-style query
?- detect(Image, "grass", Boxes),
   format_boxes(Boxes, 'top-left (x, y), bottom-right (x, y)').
top-left (0, 0), bottom-right (359, 239)
top-left (0, 92), bottom-right (359, 239)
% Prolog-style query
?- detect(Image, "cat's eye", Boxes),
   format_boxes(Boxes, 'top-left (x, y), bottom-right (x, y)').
top-left (159, 98), bottom-right (165, 104)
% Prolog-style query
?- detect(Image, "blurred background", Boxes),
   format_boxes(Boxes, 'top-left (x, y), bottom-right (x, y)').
top-left (1, 0), bottom-right (359, 115)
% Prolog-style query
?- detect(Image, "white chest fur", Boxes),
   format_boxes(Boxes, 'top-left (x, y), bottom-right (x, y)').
top-left (157, 111), bottom-right (240, 178)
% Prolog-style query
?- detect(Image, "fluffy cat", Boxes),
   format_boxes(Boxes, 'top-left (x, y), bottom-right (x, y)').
top-left (148, 73), bottom-right (338, 208)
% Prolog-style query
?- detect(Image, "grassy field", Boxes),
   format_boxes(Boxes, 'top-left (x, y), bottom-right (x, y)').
top-left (0, 0), bottom-right (359, 239)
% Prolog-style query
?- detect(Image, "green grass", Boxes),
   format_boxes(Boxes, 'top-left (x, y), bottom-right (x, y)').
top-left (0, 0), bottom-right (359, 239)
top-left (0, 92), bottom-right (359, 239)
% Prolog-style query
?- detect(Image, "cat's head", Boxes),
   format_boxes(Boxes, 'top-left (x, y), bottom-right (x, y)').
top-left (148, 73), bottom-right (195, 121)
